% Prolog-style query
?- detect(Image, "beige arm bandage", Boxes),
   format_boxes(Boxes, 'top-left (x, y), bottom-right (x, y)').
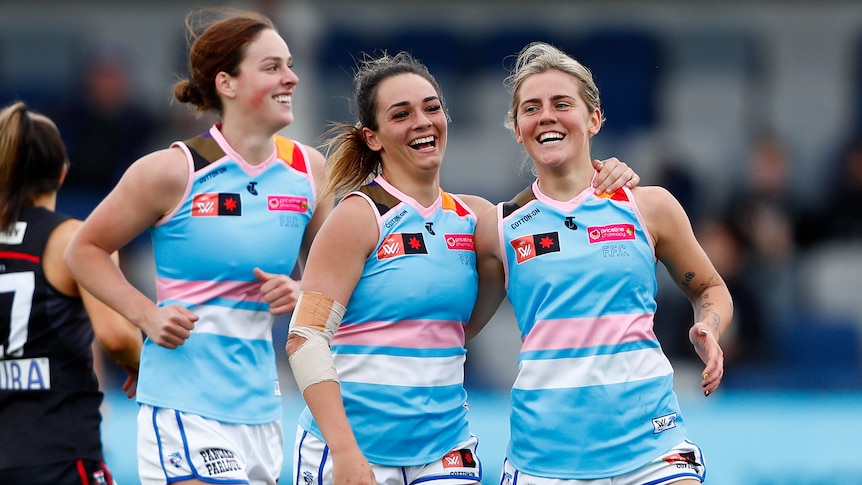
top-left (287, 291), bottom-right (345, 393)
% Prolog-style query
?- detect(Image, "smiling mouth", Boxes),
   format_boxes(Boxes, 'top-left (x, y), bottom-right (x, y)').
top-left (273, 94), bottom-right (292, 105)
top-left (409, 135), bottom-right (436, 150)
top-left (538, 132), bottom-right (564, 144)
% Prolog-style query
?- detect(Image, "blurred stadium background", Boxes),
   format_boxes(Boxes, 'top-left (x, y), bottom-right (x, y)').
top-left (4, 0), bottom-right (862, 483)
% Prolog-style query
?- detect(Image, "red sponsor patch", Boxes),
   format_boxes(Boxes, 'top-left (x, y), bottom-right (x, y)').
top-left (442, 449), bottom-right (476, 468)
top-left (377, 233), bottom-right (427, 260)
top-left (587, 223), bottom-right (635, 243)
top-left (192, 193), bottom-right (242, 216)
top-left (445, 234), bottom-right (474, 251)
top-left (267, 195), bottom-right (309, 212)
top-left (510, 232), bottom-right (560, 264)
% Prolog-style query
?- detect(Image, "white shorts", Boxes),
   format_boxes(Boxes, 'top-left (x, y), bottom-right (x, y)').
top-left (292, 425), bottom-right (482, 485)
top-left (137, 404), bottom-right (283, 485)
top-left (500, 440), bottom-right (706, 485)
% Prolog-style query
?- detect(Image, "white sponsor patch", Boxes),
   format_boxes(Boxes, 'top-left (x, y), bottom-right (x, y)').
top-left (0, 221), bottom-right (26, 244)
top-left (652, 412), bottom-right (678, 433)
top-left (0, 357), bottom-right (50, 390)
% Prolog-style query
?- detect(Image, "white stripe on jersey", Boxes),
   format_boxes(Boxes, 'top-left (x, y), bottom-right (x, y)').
top-left (334, 353), bottom-right (464, 387)
top-left (513, 347), bottom-right (673, 390)
top-left (192, 304), bottom-right (274, 341)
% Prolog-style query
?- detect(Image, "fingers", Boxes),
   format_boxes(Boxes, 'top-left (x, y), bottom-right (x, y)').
top-left (701, 368), bottom-right (723, 397)
top-left (592, 157), bottom-right (635, 194)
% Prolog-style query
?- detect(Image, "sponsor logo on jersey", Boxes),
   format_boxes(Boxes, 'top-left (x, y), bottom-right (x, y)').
top-left (0, 357), bottom-right (50, 390)
top-left (588, 223), bottom-right (635, 243)
top-left (0, 221), bottom-right (26, 245)
top-left (267, 195), bottom-right (309, 212)
top-left (442, 448), bottom-right (477, 469)
top-left (425, 222), bottom-right (436, 235)
top-left (652, 412), bottom-right (678, 433)
top-left (509, 207), bottom-right (541, 230)
top-left (510, 231), bottom-right (560, 264)
top-left (198, 166), bottom-right (227, 184)
top-left (565, 216), bottom-right (578, 230)
top-left (192, 193), bottom-right (242, 216)
top-left (445, 233), bottom-right (474, 250)
top-left (247, 181), bottom-right (258, 195)
top-left (377, 232), bottom-right (427, 260)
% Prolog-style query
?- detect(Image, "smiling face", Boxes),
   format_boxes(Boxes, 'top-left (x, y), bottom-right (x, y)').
top-left (221, 28), bottom-right (298, 132)
top-left (513, 69), bottom-right (601, 171)
top-left (363, 73), bottom-right (448, 176)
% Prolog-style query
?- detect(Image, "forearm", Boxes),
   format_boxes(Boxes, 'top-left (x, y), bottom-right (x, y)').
top-left (302, 381), bottom-right (363, 454)
top-left (66, 244), bottom-right (155, 329)
top-left (690, 280), bottom-right (734, 338)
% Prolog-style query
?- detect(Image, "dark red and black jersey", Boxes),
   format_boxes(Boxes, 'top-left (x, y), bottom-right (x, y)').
top-left (0, 206), bottom-right (103, 469)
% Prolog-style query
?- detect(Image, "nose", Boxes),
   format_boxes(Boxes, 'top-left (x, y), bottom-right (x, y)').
top-left (283, 66), bottom-right (299, 86)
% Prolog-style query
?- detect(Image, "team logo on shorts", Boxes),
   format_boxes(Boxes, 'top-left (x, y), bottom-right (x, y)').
top-left (442, 449), bottom-right (477, 469)
top-left (169, 451), bottom-right (184, 468)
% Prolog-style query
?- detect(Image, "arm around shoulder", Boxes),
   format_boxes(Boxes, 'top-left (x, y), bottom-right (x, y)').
top-left (465, 203), bottom-right (506, 342)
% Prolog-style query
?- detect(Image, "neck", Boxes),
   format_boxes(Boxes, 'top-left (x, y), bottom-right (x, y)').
top-left (380, 170), bottom-right (440, 208)
top-left (218, 119), bottom-right (277, 166)
top-left (534, 159), bottom-right (595, 201)
top-left (31, 192), bottom-right (57, 211)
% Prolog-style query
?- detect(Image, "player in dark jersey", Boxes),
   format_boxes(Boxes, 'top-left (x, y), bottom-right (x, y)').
top-left (0, 101), bottom-right (143, 485)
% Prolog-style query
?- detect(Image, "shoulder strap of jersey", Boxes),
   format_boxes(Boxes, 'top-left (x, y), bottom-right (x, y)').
top-left (358, 181), bottom-right (401, 217)
top-left (183, 134), bottom-right (225, 172)
top-left (501, 186), bottom-right (537, 218)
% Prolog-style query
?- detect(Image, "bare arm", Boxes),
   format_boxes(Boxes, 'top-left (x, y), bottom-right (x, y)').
top-left (45, 218), bottom-right (142, 397)
top-left (464, 204), bottom-right (507, 342)
top-left (65, 148), bottom-right (198, 348)
top-left (635, 186), bottom-right (733, 397)
top-left (286, 195), bottom-right (377, 485)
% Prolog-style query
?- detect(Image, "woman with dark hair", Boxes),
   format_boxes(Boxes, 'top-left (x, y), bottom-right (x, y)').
top-left (65, 8), bottom-right (332, 485)
top-left (285, 51), bottom-right (638, 485)
top-left (0, 101), bottom-right (142, 484)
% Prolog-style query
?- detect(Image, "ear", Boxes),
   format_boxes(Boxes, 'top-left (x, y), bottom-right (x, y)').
top-left (589, 107), bottom-right (602, 136)
top-left (362, 127), bottom-right (383, 152)
top-left (513, 120), bottom-right (524, 145)
top-left (215, 71), bottom-right (236, 99)
top-left (58, 162), bottom-right (69, 188)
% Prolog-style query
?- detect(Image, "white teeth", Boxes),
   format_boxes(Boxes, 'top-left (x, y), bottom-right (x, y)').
top-left (539, 132), bottom-right (564, 143)
top-left (409, 136), bottom-right (434, 147)
top-left (274, 95), bottom-right (291, 103)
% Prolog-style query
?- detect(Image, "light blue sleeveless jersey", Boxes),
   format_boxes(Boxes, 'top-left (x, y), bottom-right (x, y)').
top-left (500, 181), bottom-right (688, 479)
top-left (299, 176), bottom-right (478, 466)
top-left (138, 125), bottom-right (315, 424)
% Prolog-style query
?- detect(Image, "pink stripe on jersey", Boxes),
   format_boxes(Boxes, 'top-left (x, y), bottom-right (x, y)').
top-left (521, 313), bottom-right (657, 352)
top-left (155, 276), bottom-right (265, 305)
top-left (331, 319), bottom-right (465, 349)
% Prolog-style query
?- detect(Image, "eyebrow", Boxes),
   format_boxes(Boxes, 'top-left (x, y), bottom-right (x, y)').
top-left (386, 95), bottom-right (439, 111)
top-left (520, 94), bottom-right (575, 107)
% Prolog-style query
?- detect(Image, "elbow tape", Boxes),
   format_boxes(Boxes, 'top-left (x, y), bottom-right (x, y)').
top-left (287, 291), bottom-right (345, 393)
